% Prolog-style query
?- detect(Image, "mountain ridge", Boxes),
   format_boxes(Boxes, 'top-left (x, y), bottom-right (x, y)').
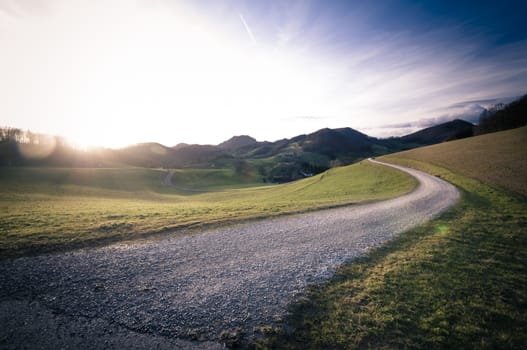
top-left (0, 119), bottom-right (476, 174)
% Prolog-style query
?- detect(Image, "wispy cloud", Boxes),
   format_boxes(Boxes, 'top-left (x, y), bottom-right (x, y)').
top-left (376, 113), bottom-right (477, 131)
top-left (364, 96), bottom-right (519, 138)
top-left (1, 0), bottom-right (526, 146)
top-left (448, 96), bottom-right (521, 109)
top-left (168, 1), bottom-right (527, 135)
top-left (238, 13), bottom-right (256, 44)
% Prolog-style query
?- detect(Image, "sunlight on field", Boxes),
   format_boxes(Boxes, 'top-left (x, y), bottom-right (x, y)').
top-left (0, 161), bottom-right (416, 257)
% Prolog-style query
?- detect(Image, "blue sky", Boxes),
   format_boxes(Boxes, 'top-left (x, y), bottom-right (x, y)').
top-left (0, 0), bottom-right (526, 147)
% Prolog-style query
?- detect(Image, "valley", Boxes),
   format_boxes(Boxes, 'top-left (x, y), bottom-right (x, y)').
top-left (0, 161), bottom-right (416, 259)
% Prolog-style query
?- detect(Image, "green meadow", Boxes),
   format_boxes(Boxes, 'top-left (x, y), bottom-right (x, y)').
top-left (259, 127), bottom-right (527, 349)
top-left (0, 161), bottom-right (416, 259)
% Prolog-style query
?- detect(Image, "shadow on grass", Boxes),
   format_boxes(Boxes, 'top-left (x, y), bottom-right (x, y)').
top-left (256, 161), bottom-right (527, 349)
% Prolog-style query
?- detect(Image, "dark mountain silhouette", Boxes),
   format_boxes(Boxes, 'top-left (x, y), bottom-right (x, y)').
top-left (3, 95), bottom-right (524, 178)
top-left (114, 143), bottom-right (172, 168)
top-left (172, 143), bottom-right (190, 150)
top-left (224, 128), bottom-right (376, 159)
top-left (476, 95), bottom-right (527, 135)
top-left (300, 128), bottom-right (374, 157)
top-left (218, 135), bottom-right (257, 150)
top-left (0, 120), bottom-right (481, 170)
top-left (399, 119), bottom-right (475, 146)
top-left (115, 143), bottom-right (231, 168)
top-left (167, 144), bottom-right (229, 168)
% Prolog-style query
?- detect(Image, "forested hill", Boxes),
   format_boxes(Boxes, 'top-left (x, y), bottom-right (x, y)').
top-left (475, 95), bottom-right (527, 135)
top-left (0, 119), bottom-right (473, 169)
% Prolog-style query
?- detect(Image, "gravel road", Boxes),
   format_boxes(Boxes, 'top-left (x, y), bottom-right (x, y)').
top-left (0, 160), bottom-right (459, 349)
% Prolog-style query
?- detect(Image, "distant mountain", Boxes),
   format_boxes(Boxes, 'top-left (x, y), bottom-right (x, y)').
top-left (476, 95), bottom-right (527, 135)
top-left (300, 127), bottom-right (376, 159)
top-left (114, 142), bottom-right (173, 168)
top-left (168, 144), bottom-right (229, 168)
top-left (111, 142), bottom-right (232, 168)
top-left (399, 119), bottom-right (475, 146)
top-left (218, 135), bottom-right (257, 150)
top-left (172, 143), bottom-right (190, 150)
top-left (1, 111), bottom-right (514, 181)
top-left (0, 120), bottom-right (476, 173)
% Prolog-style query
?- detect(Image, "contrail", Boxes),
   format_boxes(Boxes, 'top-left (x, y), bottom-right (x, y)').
top-left (239, 13), bottom-right (256, 44)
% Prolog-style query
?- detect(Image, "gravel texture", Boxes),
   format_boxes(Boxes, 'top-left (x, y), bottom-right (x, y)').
top-left (0, 160), bottom-right (459, 349)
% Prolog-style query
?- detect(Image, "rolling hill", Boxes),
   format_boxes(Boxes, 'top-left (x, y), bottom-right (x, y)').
top-left (385, 125), bottom-right (527, 196)
top-left (476, 94), bottom-right (527, 135)
top-left (216, 121), bottom-right (476, 182)
top-left (398, 119), bottom-right (474, 146)
top-left (3, 94), bottom-right (526, 174)
top-left (218, 135), bottom-right (257, 150)
top-left (0, 116), bottom-right (480, 181)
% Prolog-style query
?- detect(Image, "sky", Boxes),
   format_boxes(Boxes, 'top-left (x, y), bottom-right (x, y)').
top-left (1, 0), bottom-right (526, 148)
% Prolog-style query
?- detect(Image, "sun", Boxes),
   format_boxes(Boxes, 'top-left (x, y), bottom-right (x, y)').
top-left (66, 122), bottom-right (137, 150)
top-left (27, 1), bottom-right (336, 149)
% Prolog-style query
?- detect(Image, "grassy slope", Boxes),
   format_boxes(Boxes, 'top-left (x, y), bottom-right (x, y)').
top-left (391, 126), bottom-right (527, 197)
top-left (170, 168), bottom-right (263, 190)
top-left (0, 161), bottom-right (416, 258)
top-left (260, 128), bottom-right (527, 349)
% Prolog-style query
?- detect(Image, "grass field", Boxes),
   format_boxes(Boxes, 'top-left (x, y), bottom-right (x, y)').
top-left (170, 167), bottom-right (263, 190)
top-left (0, 161), bottom-right (416, 259)
top-left (259, 129), bottom-right (527, 349)
top-left (390, 126), bottom-right (527, 196)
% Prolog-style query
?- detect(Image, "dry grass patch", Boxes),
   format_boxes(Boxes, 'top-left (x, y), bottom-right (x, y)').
top-left (390, 126), bottom-right (527, 196)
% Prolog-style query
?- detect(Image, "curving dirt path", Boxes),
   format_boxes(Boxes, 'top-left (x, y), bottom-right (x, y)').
top-left (0, 160), bottom-right (459, 349)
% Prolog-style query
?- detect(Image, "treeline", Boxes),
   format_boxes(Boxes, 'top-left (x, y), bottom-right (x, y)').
top-left (476, 95), bottom-right (527, 135)
top-left (0, 127), bottom-right (68, 146)
top-left (0, 127), bottom-right (110, 167)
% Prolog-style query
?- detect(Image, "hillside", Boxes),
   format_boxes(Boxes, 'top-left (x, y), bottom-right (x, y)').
top-left (0, 118), bottom-right (484, 181)
top-left (167, 144), bottom-right (230, 168)
top-left (226, 122), bottom-right (475, 182)
top-left (384, 126), bottom-right (527, 196)
top-left (476, 94), bottom-right (527, 135)
top-left (0, 161), bottom-right (416, 258)
top-left (113, 143), bottom-right (172, 168)
top-left (218, 135), bottom-right (257, 150)
top-left (399, 119), bottom-right (474, 146)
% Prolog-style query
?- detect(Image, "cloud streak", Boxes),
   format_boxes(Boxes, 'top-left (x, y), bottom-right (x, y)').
top-left (364, 95), bottom-right (523, 138)
top-left (0, 0), bottom-right (526, 146)
top-left (238, 13), bottom-right (256, 44)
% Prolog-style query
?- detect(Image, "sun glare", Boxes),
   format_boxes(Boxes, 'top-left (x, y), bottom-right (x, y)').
top-left (2, 0), bottom-right (526, 148)
top-left (33, 2), bottom-right (337, 148)
top-left (66, 120), bottom-right (143, 150)
top-left (3, 1), bottom-right (350, 148)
